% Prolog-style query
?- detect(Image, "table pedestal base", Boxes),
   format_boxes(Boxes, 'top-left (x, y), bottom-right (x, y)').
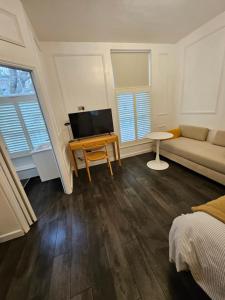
top-left (147, 160), bottom-right (169, 170)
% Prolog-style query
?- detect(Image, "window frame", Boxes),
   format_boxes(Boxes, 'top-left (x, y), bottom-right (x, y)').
top-left (0, 94), bottom-right (50, 158)
top-left (115, 86), bottom-right (152, 147)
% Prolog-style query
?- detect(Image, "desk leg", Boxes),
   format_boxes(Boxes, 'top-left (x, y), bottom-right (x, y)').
top-left (72, 151), bottom-right (78, 177)
top-left (116, 140), bottom-right (121, 166)
top-left (112, 142), bottom-right (117, 162)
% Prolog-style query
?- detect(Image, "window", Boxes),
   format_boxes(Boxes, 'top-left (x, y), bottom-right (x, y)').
top-left (111, 51), bottom-right (151, 144)
top-left (0, 66), bottom-right (50, 157)
top-left (0, 66), bottom-right (34, 96)
top-left (116, 88), bottom-right (151, 143)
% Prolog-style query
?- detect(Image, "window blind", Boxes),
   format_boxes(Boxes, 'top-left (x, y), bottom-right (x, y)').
top-left (0, 98), bottom-right (50, 156)
top-left (111, 52), bottom-right (150, 88)
top-left (116, 89), bottom-right (151, 143)
top-left (19, 102), bottom-right (49, 149)
top-left (136, 91), bottom-right (151, 139)
top-left (0, 104), bottom-right (30, 154)
top-left (117, 92), bottom-right (136, 142)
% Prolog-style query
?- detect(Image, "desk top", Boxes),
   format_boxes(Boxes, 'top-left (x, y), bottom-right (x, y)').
top-left (69, 133), bottom-right (119, 150)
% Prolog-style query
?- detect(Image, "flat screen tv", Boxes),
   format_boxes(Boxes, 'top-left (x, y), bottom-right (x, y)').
top-left (69, 108), bottom-right (114, 139)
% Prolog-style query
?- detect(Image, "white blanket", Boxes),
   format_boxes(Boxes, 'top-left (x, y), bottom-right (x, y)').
top-left (169, 212), bottom-right (225, 300)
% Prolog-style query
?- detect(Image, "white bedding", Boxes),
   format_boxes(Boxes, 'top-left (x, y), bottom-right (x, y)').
top-left (169, 212), bottom-right (225, 300)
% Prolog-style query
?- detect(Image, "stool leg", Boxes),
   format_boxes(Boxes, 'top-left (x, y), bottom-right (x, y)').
top-left (84, 151), bottom-right (92, 182)
top-left (86, 160), bottom-right (92, 182)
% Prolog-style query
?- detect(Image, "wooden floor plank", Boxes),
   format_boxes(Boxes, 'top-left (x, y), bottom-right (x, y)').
top-left (48, 254), bottom-right (70, 300)
top-left (71, 288), bottom-right (93, 300)
top-left (0, 153), bottom-right (223, 300)
top-left (124, 238), bottom-right (167, 300)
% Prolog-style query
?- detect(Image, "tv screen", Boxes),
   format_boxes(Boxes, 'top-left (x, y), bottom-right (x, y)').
top-left (69, 109), bottom-right (114, 139)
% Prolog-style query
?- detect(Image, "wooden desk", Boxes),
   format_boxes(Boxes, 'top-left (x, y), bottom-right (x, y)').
top-left (68, 134), bottom-right (121, 177)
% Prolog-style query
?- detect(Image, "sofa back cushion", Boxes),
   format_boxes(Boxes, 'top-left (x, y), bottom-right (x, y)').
top-left (180, 125), bottom-right (209, 141)
top-left (206, 129), bottom-right (217, 143)
top-left (212, 130), bottom-right (225, 147)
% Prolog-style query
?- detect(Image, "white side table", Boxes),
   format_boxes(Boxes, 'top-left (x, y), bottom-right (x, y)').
top-left (146, 132), bottom-right (173, 170)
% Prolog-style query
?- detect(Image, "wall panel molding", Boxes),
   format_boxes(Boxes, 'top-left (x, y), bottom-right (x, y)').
top-left (180, 26), bottom-right (225, 115)
top-left (53, 54), bottom-right (109, 113)
top-left (0, 8), bottom-right (25, 47)
top-left (157, 53), bottom-right (169, 115)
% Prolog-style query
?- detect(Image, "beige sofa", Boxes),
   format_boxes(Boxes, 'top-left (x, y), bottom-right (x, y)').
top-left (156, 125), bottom-right (225, 185)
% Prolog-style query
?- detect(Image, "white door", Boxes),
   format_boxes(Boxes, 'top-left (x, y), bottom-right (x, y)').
top-left (0, 138), bottom-right (37, 243)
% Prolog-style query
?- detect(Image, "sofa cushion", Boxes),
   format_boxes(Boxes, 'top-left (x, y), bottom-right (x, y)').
top-left (180, 125), bottom-right (209, 141)
top-left (206, 129), bottom-right (217, 143)
top-left (213, 130), bottom-right (225, 147)
top-left (160, 137), bottom-right (225, 174)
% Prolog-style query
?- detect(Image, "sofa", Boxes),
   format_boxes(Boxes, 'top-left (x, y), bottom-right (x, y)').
top-left (155, 125), bottom-right (225, 185)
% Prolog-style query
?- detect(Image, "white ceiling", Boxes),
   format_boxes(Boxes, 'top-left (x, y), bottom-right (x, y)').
top-left (22, 0), bottom-right (225, 43)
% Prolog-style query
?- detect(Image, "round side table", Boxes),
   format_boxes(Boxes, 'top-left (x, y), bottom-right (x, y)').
top-left (146, 132), bottom-right (173, 170)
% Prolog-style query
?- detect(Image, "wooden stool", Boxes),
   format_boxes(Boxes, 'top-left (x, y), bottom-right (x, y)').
top-left (82, 142), bottom-right (113, 182)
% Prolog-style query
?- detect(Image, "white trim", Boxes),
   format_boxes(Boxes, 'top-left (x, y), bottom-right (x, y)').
top-left (158, 53), bottom-right (169, 115)
top-left (0, 94), bottom-right (37, 103)
top-left (0, 229), bottom-right (24, 243)
top-left (15, 163), bottom-right (36, 172)
top-left (120, 146), bottom-right (152, 159)
top-left (120, 139), bottom-right (152, 149)
top-left (0, 8), bottom-right (25, 47)
top-left (157, 113), bottom-right (168, 116)
top-left (111, 49), bottom-right (151, 53)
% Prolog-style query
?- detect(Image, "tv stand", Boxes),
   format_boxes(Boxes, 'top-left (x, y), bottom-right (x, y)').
top-left (68, 133), bottom-right (121, 177)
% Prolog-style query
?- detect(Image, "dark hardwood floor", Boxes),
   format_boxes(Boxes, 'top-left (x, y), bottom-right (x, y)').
top-left (25, 176), bottom-right (63, 218)
top-left (1, 153), bottom-right (225, 300)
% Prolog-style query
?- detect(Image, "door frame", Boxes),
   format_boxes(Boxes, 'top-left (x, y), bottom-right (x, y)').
top-left (0, 58), bottom-right (72, 195)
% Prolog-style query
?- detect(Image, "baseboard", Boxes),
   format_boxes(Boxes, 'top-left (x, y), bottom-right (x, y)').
top-left (74, 144), bottom-right (152, 170)
top-left (0, 229), bottom-right (24, 243)
top-left (120, 147), bottom-right (152, 159)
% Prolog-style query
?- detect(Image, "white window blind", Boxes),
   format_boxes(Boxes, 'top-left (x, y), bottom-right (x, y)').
top-left (116, 89), bottom-right (151, 143)
top-left (19, 102), bottom-right (49, 149)
top-left (0, 96), bottom-right (50, 156)
top-left (0, 104), bottom-right (30, 154)
top-left (111, 52), bottom-right (150, 88)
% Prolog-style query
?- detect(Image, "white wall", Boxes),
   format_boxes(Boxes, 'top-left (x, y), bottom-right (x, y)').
top-left (0, 0), bottom-right (75, 242)
top-left (0, 0), bottom-right (72, 193)
top-left (12, 155), bottom-right (38, 179)
top-left (174, 11), bottom-right (225, 129)
top-left (40, 42), bottom-right (176, 162)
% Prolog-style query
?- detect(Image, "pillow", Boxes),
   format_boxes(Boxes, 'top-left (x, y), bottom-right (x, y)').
top-left (180, 125), bottom-right (209, 141)
top-left (212, 130), bottom-right (225, 147)
top-left (167, 128), bottom-right (181, 139)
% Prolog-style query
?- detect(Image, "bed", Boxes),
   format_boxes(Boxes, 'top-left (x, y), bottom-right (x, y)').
top-left (169, 211), bottom-right (225, 300)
